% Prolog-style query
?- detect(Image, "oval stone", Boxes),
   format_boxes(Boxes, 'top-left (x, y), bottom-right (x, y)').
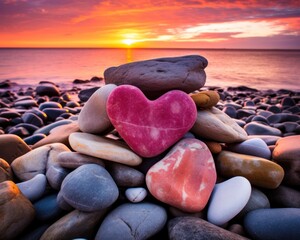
top-left (244, 122), bottom-right (282, 136)
top-left (146, 138), bottom-right (216, 212)
top-left (216, 151), bottom-right (284, 189)
top-left (96, 202), bottom-right (167, 240)
top-left (60, 164), bottom-right (119, 212)
top-left (226, 138), bottom-right (271, 159)
top-left (244, 208), bottom-right (300, 240)
top-left (57, 151), bottom-right (105, 169)
top-left (272, 135), bottom-right (300, 186)
top-left (78, 84), bottom-right (116, 134)
top-left (0, 134), bottom-right (31, 164)
top-left (125, 187), bottom-right (147, 203)
top-left (191, 107), bottom-right (248, 143)
top-left (106, 162), bottom-right (145, 187)
top-left (104, 55), bottom-right (208, 97)
top-left (168, 216), bottom-right (248, 240)
top-left (69, 132), bottom-right (142, 166)
top-left (40, 209), bottom-right (107, 240)
top-left (190, 90), bottom-right (220, 108)
top-left (0, 181), bottom-right (35, 239)
top-left (207, 176), bottom-right (251, 226)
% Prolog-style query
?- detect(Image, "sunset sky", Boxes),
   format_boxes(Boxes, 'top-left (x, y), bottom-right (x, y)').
top-left (1, 0), bottom-right (300, 49)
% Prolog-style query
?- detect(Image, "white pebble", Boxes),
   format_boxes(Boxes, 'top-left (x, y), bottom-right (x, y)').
top-left (125, 187), bottom-right (147, 203)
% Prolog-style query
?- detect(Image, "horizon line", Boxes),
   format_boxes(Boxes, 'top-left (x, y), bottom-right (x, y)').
top-left (0, 47), bottom-right (300, 51)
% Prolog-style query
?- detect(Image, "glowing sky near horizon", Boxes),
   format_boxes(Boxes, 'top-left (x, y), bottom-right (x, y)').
top-left (0, 0), bottom-right (300, 48)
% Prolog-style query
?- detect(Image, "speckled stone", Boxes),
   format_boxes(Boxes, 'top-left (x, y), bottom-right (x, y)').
top-left (96, 202), bottom-right (167, 240)
top-left (191, 107), bottom-right (248, 143)
top-left (216, 150), bottom-right (284, 189)
top-left (146, 138), bottom-right (216, 212)
top-left (107, 85), bottom-right (197, 157)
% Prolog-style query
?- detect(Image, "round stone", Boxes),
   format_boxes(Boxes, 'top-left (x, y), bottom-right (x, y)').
top-left (60, 164), bottom-right (119, 212)
top-left (125, 187), bottom-right (147, 203)
top-left (207, 176), bottom-right (251, 226)
top-left (190, 90), bottom-right (220, 108)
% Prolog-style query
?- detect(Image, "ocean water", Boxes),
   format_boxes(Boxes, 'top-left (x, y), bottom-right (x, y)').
top-left (0, 48), bottom-right (300, 91)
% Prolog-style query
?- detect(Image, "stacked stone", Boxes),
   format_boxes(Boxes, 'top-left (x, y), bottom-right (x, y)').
top-left (0, 55), bottom-right (300, 239)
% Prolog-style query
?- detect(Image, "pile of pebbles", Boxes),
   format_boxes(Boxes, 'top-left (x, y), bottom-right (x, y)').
top-left (0, 55), bottom-right (300, 240)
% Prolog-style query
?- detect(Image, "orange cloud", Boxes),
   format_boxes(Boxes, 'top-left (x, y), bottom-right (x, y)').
top-left (0, 0), bottom-right (299, 48)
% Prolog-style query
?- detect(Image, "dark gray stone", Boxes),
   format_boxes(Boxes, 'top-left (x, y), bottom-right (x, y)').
top-left (244, 208), bottom-right (300, 240)
top-left (244, 122), bottom-right (282, 136)
top-left (34, 194), bottom-right (64, 221)
top-left (60, 164), bottom-right (119, 212)
top-left (36, 84), bottom-right (60, 97)
top-left (226, 138), bottom-right (271, 159)
top-left (104, 55), bottom-right (208, 98)
top-left (168, 216), bottom-right (248, 240)
top-left (106, 162), bottom-right (145, 187)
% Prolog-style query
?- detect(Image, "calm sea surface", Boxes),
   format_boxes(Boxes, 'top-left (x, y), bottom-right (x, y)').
top-left (0, 48), bottom-right (300, 91)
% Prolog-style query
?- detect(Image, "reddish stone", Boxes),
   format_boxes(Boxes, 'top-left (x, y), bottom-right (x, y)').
top-left (107, 85), bottom-right (197, 157)
top-left (146, 138), bottom-right (216, 212)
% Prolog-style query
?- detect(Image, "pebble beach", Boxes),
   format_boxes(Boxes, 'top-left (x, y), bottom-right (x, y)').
top-left (0, 55), bottom-right (300, 240)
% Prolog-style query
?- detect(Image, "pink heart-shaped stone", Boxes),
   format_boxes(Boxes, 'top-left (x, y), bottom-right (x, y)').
top-left (107, 85), bottom-right (197, 157)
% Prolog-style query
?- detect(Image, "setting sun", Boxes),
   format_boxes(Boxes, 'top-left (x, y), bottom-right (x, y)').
top-left (122, 39), bottom-right (135, 46)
